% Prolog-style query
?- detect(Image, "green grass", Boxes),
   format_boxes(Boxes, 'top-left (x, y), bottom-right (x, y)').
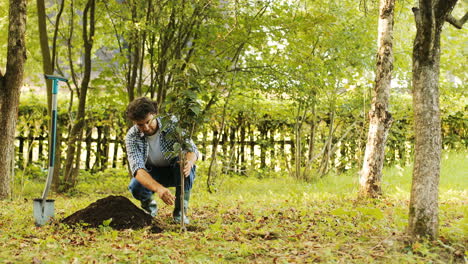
top-left (1, 151), bottom-right (466, 263)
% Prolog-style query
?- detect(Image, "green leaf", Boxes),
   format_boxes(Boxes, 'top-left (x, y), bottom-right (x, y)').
top-left (102, 218), bottom-right (113, 227)
top-left (173, 142), bottom-right (181, 152)
top-left (189, 105), bottom-right (201, 116)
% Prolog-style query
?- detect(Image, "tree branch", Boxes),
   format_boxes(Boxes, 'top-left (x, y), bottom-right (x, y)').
top-left (446, 12), bottom-right (468, 29)
top-left (51, 0), bottom-right (66, 71)
top-left (67, 0), bottom-right (79, 93)
top-left (434, 0), bottom-right (457, 27)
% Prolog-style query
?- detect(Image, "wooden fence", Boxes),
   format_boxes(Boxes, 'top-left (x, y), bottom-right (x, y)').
top-left (14, 127), bottom-right (386, 176)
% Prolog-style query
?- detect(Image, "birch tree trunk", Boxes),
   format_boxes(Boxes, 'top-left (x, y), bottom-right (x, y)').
top-left (0, 0), bottom-right (27, 199)
top-left (408, 0), bottom-right (459, 239)
top-left (359, 0), bottom-right (395, 198)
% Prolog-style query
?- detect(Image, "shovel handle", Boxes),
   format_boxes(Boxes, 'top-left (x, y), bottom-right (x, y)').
top-left (41, 166), bottom-right (54, 201)
top-left (41, 74), bottom-right (67, 201)
top-left (44, 74), bottom-right (68, 83)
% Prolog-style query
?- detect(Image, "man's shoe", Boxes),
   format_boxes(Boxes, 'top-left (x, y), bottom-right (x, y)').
top-left (141, 200), bottom-right (158, 217)
top-left (173, 214), bottom-right (190, 225)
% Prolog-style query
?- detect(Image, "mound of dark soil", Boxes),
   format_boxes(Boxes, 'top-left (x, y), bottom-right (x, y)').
top-left (62, 195), bottom-right (152, 230)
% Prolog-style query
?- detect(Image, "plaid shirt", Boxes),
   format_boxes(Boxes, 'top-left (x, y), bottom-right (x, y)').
top-left (125, 115), bottom-right (199, 176)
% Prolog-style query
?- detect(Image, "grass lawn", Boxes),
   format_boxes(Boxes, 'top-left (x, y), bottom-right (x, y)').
top-left (0, 151), bottom-right (466, 263)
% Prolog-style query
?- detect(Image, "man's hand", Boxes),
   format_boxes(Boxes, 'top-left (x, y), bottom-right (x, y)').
top-left (182, 152), bottom-right (197, 177)
top-left (183, 160), bottom-right (194, 177)
top-left (157, 186), bottom-right (175, 205)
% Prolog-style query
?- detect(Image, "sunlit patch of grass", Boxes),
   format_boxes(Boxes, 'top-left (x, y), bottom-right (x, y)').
top-left (440, 151), bottom-right (468, 191)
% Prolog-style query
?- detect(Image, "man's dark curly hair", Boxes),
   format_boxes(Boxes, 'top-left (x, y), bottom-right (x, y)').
top-left (125, 97), bottom-right (158, 121)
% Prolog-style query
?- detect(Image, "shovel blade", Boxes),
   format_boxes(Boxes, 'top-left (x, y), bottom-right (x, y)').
top-left (33, 199), bottom-right (55, 226)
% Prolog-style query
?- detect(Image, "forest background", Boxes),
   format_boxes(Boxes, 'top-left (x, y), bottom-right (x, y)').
top-left (1, 0), bottom-right (465, 191)
top-left (0, 0), bottom-right (466, 263)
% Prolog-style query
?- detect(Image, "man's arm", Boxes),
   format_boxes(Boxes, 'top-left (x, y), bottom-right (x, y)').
top-left (135, 169), bottom-right (175, 205)
top-left (125, 127), bottom-right (147, 176)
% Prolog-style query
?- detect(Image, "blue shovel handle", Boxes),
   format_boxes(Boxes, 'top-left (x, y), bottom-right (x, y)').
top-left (44, 75), bottom-right (68, 165)
top-left (45, 74), bottom-right (68, 82)
top-left (41, 74), bottom-right (68, 201)
top-left (45, 75), bottom-right (68, 94)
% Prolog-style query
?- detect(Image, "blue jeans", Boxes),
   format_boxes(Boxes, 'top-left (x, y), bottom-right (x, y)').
top-left (128, 159), bottom-right (196, 206)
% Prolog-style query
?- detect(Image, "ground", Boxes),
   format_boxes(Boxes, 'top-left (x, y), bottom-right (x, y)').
top-left (0, 151), bottom-right (466, 263)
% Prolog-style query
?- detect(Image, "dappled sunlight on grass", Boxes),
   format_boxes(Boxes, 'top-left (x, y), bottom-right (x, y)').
top-left (440, 152), bottom-right (468, 192)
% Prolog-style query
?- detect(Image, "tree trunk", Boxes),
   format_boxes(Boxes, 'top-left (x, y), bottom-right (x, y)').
top-left (408, 0), bottom-right (458, 240)
top-left (359, 0), bottom-right (395, 198)
top-left (18, 132), bottom-right (25, 169)
top-left (319, 109), bottom-right (335, 176)
top-left (270, 130), bottom-right (275, 170)
top-left (148, 2), bottom-right (156, 99)
top-left (294, 122), bottom-right (301, 179)
top-left (102, 126), bottom-right (110, 170)
top-left (201, 131), bottom-right (207, 161)
top-left (308, 107), bottom-right (316, 162)
top-left (126, 34), bottom-right (140, 103)
top-left (27, 125), bottom-right (34, 164)
top-left (36, 0), bottom-right (53, 111)
top-left (211, 130), bottom-right (218, 158)
top-left (249, 126), bottom-right (255, 168)
top-left (207, 128), bottom-right (220, 192)
top-left (93, 126), bottom-right (102, 172)
top-left (289, 136), bottom-right (295, 171)
top-left (137, 35), bottom-right (145, 97)
top-left (37, 0), bottom-right (66, 111)
top-left (85, 127), bottom-right (92, 170)
top-left (0, 0), bottom-right (27, 199)
top-left (112, 139), bottom-right (119, 169)
top-left (63, 0), bottom-right (95, 191)
top-left (207, 96), bottom-right (229, 192)
top-left (239, 123), bottom-right (246, 174)
top-left (221, 128), bottom-right (228, 158)
top-left (229, 127), bottom-right (236, 172)
top-left (63, 118), bottom-right (86, 190)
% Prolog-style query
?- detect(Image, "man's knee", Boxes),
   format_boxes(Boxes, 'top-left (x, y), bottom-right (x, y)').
top-left (128, 178), bottom-right (153, 201)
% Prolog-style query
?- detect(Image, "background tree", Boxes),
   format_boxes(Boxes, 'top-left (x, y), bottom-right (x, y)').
top-left (359, 0), bottom-right (395, 198)
top-left (62, 0), bottom-right (96, 191)
top-left (0, 0), bottom-right (27, 199)
top-left (259, 0), bottom-right (376, 179)
top-left (408, 0), bottom-right (466, 239)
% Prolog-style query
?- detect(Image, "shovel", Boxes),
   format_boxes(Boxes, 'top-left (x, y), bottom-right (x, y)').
top-left (33, 74), bottom-right (68, 226)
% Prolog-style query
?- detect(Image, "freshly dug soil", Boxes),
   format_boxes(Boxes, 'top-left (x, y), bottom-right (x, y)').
top-left (62, 195), bottom-right (152, 230)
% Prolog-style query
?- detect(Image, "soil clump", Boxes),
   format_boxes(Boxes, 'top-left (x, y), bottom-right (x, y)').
top-left (62, 195), bottom-right (153, 230)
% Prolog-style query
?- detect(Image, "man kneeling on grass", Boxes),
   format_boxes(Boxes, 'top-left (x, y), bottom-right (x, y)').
top-left (125, 97), bottom-right (198, 224)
